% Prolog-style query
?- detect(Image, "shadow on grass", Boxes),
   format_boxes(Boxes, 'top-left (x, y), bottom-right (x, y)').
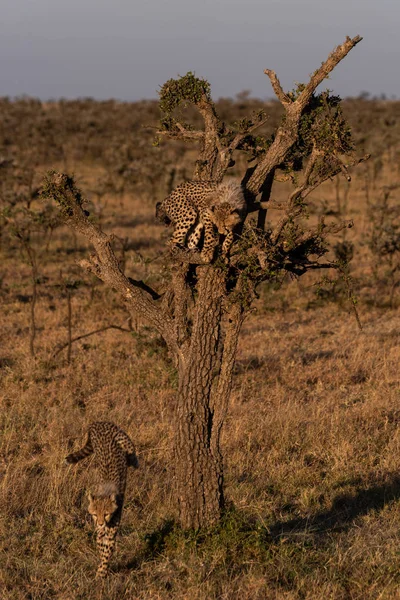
top-left (117, 520), bottom-right (176, 572)
top-left (268, 472), bottom-right (400, 540)
top-left (117, 473), bottom-right (400, 572)
top-left (234, 355), bottom-right (282, 375)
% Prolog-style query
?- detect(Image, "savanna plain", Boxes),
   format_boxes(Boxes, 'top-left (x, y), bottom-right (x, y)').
top-left (1, 96), bottom-right (400, 599)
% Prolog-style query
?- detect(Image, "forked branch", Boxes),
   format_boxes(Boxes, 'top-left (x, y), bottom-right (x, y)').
top-left (157, 76), bottom-right (270, 182)
top-left (245, 35), bottom-right (363, 195)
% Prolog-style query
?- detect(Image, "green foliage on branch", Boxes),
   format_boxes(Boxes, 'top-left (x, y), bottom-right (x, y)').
top-left (283, 90), bottom-right (354, 174)
top-left (159, 72), bottom-right (212, 114)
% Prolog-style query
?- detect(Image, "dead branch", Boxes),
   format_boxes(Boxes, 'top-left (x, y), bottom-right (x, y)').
top-left (271, 150), bottom-right (368, 245)
top-left (293, 219), bottom-right (354, 248)
top-left (293, 153), bottom-right (370, 205)
top-left (245, 35), bottom-right (363, 196)
top-left (51, 324), bottom-right (132, 359)
top-left (298, 36), bottom-right (363, 110)
top-left (264, 70), bottom-right (292, 106)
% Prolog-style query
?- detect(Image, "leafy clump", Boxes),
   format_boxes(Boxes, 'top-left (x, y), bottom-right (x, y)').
top-left (159, 72), bottom-right (211, 114)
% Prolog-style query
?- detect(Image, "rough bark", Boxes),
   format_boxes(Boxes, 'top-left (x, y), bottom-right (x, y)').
top-left (193, 96), bottom-right (221, 180)
top-left (210, 299), bottom-right (246, 482)
top-left (174, 267), bottom-right (227, 528)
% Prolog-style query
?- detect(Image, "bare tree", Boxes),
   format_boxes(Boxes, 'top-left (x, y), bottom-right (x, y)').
top-left (42, 35), bottom-right (365, 529)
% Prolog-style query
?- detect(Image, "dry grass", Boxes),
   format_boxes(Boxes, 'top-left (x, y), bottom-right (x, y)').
top-left (1, 155), bottom-right (400, 599)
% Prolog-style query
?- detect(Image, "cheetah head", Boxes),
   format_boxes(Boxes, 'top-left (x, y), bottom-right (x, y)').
top-left (88, 486), bottom-right (118, 526)
top-left (210, 203), bottom-right (244, 235)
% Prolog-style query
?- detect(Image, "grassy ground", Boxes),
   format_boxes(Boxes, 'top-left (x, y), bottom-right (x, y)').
top-left (1, 160), bottom-right (400, 599)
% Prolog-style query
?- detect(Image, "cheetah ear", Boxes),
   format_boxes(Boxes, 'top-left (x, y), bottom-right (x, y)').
top-left (87, 491), bottom-right (94, 503)
top-left (110, 493), bottom-right (117, 503)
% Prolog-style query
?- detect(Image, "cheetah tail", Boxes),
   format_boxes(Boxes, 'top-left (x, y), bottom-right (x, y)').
top-left (65, 435), bottom-right (93, 464)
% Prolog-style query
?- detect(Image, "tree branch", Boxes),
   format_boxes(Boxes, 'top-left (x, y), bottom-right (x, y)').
top-left (297, 36), bottom-right (363, 110)
top-left (271, 146), bottom-right (321, 243)
top-left (246, 199), bottom-right (286, 213)
top-left (42, 172), bottom-right (179, 354)
top-left (193, 93), bottom-right (221, 180)
top-left (157, 123), bottom-right (204, 141)
top-left (257, 169), bottom-right (275, 230)
top-left (290, 152), bottom-right (370, 208)
top-left (166, 246), bottom-right (211, 265)
top-left (214, 114), bottom-right (270, 182)
top-left (264, 69), bottom-right (292, 105)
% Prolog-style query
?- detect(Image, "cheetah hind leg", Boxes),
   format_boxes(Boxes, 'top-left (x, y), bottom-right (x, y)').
top-left (168, 201), bottom-right (198, 248)
top-left (114, 429), bottom-right (139, 468)
top-left (187, 222), bottom-right (204, 250)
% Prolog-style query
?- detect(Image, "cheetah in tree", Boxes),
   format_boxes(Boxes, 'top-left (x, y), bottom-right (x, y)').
top-left (156, 179), bottom-right (247, 262)
top-left (65, 421), bottom-right (139, 578)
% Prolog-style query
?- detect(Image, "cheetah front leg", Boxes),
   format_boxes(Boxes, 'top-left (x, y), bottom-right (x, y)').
top-left (95, 525), bottom-right (118, 578)
top-left (221, 230), bottom-right (234, 256)
top-left (201, 210), bottom-right (218, 262)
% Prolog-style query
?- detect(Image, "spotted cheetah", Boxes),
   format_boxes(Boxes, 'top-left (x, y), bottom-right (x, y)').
top-left (156, 180), bottom-right (246, 262)
top-left (65, 421), bottom-right (139, 578)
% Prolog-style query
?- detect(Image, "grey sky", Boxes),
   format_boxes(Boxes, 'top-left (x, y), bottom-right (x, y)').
top-left (0, 0), bottom-right (398, 101)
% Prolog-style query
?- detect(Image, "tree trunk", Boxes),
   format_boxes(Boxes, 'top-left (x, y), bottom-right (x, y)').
top-left (175, 366), bottom-right (224, 529)
top-left (174, 266), bottom-right (227, 529)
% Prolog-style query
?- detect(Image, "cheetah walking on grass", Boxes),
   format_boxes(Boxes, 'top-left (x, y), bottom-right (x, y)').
top-left (156, 179), bottom-right (247, 262)
top-left (66, 421), bottom-right (139, 578)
